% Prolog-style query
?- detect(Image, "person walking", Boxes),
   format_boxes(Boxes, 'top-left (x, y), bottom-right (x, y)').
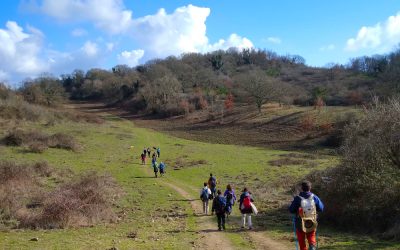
top-left (157, 147), bottom-right (161, 158)
top-left (212, 189), bottom-right (227, 231)
top-left (152, 161), bottom-right (159, 178)
top-left (224, 184), bottom-right (237, 216)
top-left (239, 187), bottom-right (254, 230)
top-left (208, 173), bottom-right (217, 198)
top-left (147, 147), bottom-right (151, 158)
top-left (200, 182), bottom-right (211, 215)
top-left (289, 180), bottom-right (324, 250)
top-left (141, 152), bottom-right (146, 165)
top-left (159, 162), bottom-right (166, 177)
top-left (151, 154), bottom-right (157, 166)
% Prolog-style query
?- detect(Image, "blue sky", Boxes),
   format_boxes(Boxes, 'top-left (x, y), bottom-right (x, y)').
top-left (1, 0), bottom-right (400, 85)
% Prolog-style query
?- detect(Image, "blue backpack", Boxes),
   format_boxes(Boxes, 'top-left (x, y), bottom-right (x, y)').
top-left (226, 191), bottom-right (234, 205)
top-left (200, 188), bottom-right (209, 201)
top-left (216, 196), bottom-right (226, 213)
top-left (210, 177), bottom-right (217, 188)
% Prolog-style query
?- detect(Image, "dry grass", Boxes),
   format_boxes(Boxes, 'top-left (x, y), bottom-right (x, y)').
top-left (0, 95), bottom-right (103, 124)
top-left (2, 129), bottom-right (81, 152)
top-left (269, 157), bottom-right (308, 167)
top-left (0, 161), bottom-right (122, 229)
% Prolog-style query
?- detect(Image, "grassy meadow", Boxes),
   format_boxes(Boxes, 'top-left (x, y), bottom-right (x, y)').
top-left (0, 111), bottom-right (399, 249)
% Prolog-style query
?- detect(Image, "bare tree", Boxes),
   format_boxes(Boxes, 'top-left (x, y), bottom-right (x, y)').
top-left (235, 69), bottom-right (281, 113)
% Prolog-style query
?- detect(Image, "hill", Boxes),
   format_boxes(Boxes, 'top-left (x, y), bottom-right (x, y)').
top-left (1, 101), bottom-right (399, 249)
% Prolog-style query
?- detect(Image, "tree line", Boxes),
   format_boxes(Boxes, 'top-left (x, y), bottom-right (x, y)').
top-left (3, 47), bottom-right (400, 116)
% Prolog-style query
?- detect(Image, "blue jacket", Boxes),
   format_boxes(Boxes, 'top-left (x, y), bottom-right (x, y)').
top-left (212, 195), bottom-right (227, 215)
top-left (289, 191), bottom-right (324, 214)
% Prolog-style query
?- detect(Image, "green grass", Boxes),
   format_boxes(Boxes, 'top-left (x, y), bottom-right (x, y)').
top-left (0, 112), bottom-right (399, 249)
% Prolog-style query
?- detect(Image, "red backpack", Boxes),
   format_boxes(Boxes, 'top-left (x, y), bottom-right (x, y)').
top-left (243, 195), bottom-right (251, 209)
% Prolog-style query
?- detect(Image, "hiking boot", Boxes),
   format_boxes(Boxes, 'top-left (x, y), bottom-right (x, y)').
top-left (248, 227), bottom-right (253, 230)
top-left (309, 245), bottom-right (316, 250)
top-left (218, 227), bottom-right (222, 231)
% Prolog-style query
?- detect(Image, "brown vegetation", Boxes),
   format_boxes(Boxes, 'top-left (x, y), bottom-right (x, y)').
top-left (0, 161), bottom-right (121, 229)
top-left (309, 99), bottom-right (400, 239)
top-left (2, 129), bottom-right (81, 152)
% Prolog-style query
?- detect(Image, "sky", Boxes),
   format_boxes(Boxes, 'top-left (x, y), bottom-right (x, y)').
top-left (1, 0), bottom-right (400, 85)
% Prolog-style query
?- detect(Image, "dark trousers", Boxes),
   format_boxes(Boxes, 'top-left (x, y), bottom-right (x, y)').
top-left (217, 213), bottom-right (226, 229)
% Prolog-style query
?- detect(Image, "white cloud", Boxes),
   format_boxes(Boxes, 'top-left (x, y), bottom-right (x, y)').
top-left (207, 33), bottom-right (253, 51)
top-left (0, 21), bottom-right (107, 84)
top-left (71, 28), bottom-right (87, 37)
top-left (266, 37), bottom-right (281, 44)
top-left (37, 0), bottom-right (132, 34)
top-left (34, 2), bottom-right (254, 57)
top-left (346, 12), bottom-right (400, 52)
top-left (117, 49), bottom-right (144, 66)
top-left (320, 44), bottom-right (335, 51)
top-left (131, 5), bottom-right (253, 58)
top-left (81, 41), bottom-right (98, 56)
top-left (0, 21), bottom-right (47, 80)
top-left (7, 3), bottom-right (255, 84)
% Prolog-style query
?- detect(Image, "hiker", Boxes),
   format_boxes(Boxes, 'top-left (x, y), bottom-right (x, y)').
top-left (159, 162), bottom-right (166, 177)
top-left (151, 154), bottom-right (157, 166)
top-left (140, 152), bottom-right (146, 165)
top-left (143, 147), bottom-right (147, 156)
top-left (200, 182), bottom-right (212, 215)
top-left (152, 161), bottom-right (159, 178)
top-left (224, 184), bottom-right (237, 216)
top-left (289, 180), bottom-right (324, 250)
top-left (212, 189), bottom-right (227, 231)
top-left (239, 187), bottom-right (254, 230)
top-left (147, 147), bottom-right (151, 158)
top-left (157, 147), bottom-right (160, 158)
top-left (152, 152), bottom-right (157, 161)
top-left (208, 173), bottom-right (217, 198)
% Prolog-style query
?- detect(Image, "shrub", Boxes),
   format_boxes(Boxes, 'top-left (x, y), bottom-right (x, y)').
top-left (28, 142), bottom-right (48, 153)
top-left (299, 114), bottom-right (316, 131)
top-left (0, 161), bottom-right (121, 229)
top-left (1, 130), bottom-right (80, 152)
top-left (19, 77), bottom-right (66, 107)
top-left (31, 172), bottom-right (121, 229)
top-left (47, 133), bottom-right (80, 152)
top-left (310, 98), bottom-right (400, 239)
top-left (0, 83), bottom-right (11, 99)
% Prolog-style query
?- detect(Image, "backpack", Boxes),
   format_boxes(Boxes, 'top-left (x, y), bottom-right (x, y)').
top-left (215, 196), bottom-right (226, 214)
top-left (200, 188), bottom-right (209, 201)
top-left (153, 163), bottom-right (158, 172)
top-left (242, 195), bottom-right (251, 209)
top-left (298, 194), bottom-right (318, 233)
top-left (226, 191), bottom-right (234, 205)
top-left (210, 177), bottom-right (217, 188)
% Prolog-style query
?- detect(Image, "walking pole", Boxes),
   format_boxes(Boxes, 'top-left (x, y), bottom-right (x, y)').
top-left (316, 228), bottom-right (319, 250)
top-left (292, 216), bottom-right (299, 250)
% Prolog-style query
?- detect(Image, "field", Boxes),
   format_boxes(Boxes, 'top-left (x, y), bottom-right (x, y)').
top-left (0, 104), bottom-right (399, 249)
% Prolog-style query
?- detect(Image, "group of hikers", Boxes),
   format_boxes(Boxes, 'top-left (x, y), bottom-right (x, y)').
top-left (141, 146), bottom-right (165, 177)
top-left (200, 175), bottom-right (324, 250)
top-left (138, 147), bottom-right (324, 250)
top-left (200, 173), bottom-right (256, 231)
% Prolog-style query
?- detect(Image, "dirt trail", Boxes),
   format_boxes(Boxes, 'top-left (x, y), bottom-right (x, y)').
top-left (72, 102), bottom-right (291, 250)
top-left (161, 181), bottom-right (234, 250)
top-left (183, 187), bottom-right (291, 250)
